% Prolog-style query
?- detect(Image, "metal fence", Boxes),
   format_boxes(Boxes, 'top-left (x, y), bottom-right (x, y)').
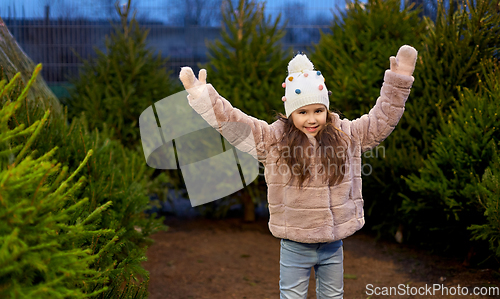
top-left (0, 0), bottom-right (434, 93)
top-left (0, 0), bottom-right (346, 91)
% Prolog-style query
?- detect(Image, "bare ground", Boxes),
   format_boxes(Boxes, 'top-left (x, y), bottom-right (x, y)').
top-left (143, 216), bottom-right (500, 299)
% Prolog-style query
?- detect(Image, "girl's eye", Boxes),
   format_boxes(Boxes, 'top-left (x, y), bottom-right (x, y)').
top-left (315, 110), bottom-right (323, 113)
top-left (299, 111), bottom-right (306, 114)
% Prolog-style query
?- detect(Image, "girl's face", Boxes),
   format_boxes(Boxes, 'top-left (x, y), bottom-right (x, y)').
top-left (290, 104), bottom-right (327, 137)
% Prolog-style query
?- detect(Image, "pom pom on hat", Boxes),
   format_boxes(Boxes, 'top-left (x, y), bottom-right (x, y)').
top-left (283, 54), bottom-right (329, 117)
top-left (288, 54), bottom-right (314, 74)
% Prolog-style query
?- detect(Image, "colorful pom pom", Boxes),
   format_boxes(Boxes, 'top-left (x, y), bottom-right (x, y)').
top-left (295, 89), bottom-right (301, 94)
top-left (318, 85), bottom-right (324, 90)
top-left (328, 90), bottom-right (332, 96)
top-left (304, 73), bottom-right (309, 77)
top-left (282, 96), bottom-right (286, 102)
top-left (317, 71), bottom-right (321, 76)
top-left (282, 82), bottom-right (286, 88)
top-left (288, 77), bottom-right (293, 81)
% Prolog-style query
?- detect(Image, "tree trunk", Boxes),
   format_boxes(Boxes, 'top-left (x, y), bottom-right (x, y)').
top-left (241, 189), bottom-right (255, 222)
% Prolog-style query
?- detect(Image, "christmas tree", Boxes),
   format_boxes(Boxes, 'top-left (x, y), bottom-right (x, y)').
top-left (388, 0), bottom-right (500, 251)
top-left (63, 0), bottom-right (180, 149)
top-left (202, 0), bottom-right (292, 221)
top-left (405, 60), bottom-right (500, 259)
top-left (0, 65), bottom-right (111, 298)
top-left (1, 1), bottom-right (168, 295)
top-left (204, 0), bottom-right (292, 123)
top-left (2, 67), bottom-right (166, 298)
top-left (312, 0), bottom-right (424, 119)
top-left (350, 0), bottom-right (500, 248)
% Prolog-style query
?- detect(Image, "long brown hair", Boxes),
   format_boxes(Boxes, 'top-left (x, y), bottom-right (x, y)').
top-left (272, 110), bottom-right (350, 188)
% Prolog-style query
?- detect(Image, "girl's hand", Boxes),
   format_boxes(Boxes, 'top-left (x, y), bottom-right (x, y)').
top-left (179, 67), bottom-right (207, 99)
top-left (390, 45), bottom-right (418, 77)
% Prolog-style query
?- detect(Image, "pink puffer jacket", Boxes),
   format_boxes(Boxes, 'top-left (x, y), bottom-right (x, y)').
top-left (187, 69), bottom-right (414, 243)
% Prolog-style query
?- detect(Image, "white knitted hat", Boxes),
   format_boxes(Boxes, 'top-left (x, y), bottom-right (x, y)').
top-left (282, 54), bottom-right (329, 117)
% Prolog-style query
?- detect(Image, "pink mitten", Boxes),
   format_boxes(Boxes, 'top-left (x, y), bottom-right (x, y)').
top-left (390, 45), bottom-right (418, 77)
top-left (179, 67), bottom-right (207, 98)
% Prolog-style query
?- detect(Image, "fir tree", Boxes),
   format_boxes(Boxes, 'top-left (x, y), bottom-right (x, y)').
top-left (3, 64), bottom-right (167, 298)
top-left (1, 1), bottom-right (168, 295)
top-left (0, 65), bottom-right (111, 298)
top-left (202, 0), bottom-right (292, 221)
top-left (204, 0), bottom-right (292, 123)
top-left (62, 0), bottom-right (181, 149)
top-left (312, 0), bottom-right (424, 119)
top-left (388, 0), bottom-right (500, 250)
top-left (405, 60), bottom-right (500, 258)
top-left (343, 0), bottom-right (500, 246)
top-left (61, 0), bottom-right (179, 222)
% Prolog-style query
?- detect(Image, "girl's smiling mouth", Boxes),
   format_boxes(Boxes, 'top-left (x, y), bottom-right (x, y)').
top-left (305, 126), bottom-right (319, 132)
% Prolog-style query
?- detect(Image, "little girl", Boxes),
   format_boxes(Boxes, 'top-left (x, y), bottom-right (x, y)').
top-left (179, 45), bottom-right (417, 299)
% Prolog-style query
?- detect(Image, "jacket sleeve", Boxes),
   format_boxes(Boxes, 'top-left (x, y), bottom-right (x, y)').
top-left (344, 70), bottom-right (414, 153)
top-left (187, 84), bottom-right (279, 162)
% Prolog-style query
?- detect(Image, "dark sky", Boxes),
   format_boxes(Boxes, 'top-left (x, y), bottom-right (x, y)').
top-left (0, 0), bottom-right (354, 25)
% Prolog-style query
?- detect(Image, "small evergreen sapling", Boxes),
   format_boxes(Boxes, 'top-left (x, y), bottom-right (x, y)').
top-left (0, 65), bottom-right (113, 298)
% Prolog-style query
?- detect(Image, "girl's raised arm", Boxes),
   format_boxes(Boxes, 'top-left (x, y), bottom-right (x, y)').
top-left (344, 45), bottom-right (418, 152)
top-left (179, 67), bottom-right (278, 162)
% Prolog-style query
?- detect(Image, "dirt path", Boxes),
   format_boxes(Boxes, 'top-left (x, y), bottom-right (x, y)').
top-left (143, 217), bottom-right (500, 299)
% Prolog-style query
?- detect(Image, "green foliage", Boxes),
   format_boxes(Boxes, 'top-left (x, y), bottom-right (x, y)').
top-left (200, 0), bottom-right (291, 219)
top-left (2, 64), bottom-right (166, 297)
top-left (62, 0), bottom-right (181, 149)
top-left (312, 0), bottom-right (424, 119)
top-left (204, 0), bottom-right (292, 123)
top-left (390, 0), bottom-right (500, 250)
top-left (0, 66), bottom-right (108, 298)
top-left (62, 0), bottom-right (178, 221)
top-left (405, 60), bottom-right (500, 253)
top-left (408, 0), bottom-right (500, 152)
top-left (469, 154), bottom-right (500, 259)
top-left (351, 0), bottom-right (500, 246)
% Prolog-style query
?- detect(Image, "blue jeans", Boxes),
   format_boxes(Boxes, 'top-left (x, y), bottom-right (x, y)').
top-left (279, 239), bottom-right (344, 299)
